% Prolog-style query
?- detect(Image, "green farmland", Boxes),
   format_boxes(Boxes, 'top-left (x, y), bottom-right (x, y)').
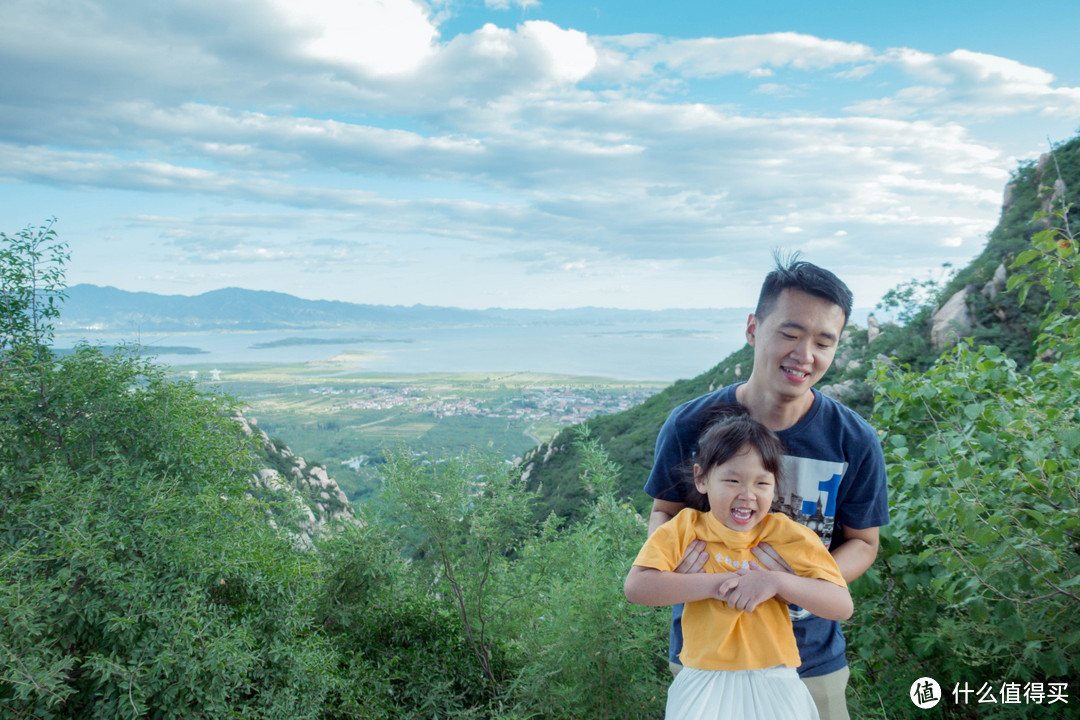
top-left (172, 359), bottom-right (665, 502)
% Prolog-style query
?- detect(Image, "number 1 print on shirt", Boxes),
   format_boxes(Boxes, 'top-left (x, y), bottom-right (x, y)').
top-left (775, 456), bottom-right (848, 550)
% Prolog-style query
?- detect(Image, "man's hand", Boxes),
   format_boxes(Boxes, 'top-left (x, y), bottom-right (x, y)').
top-left (715, 569), bottom-right (779, 613)
top-left (674, 539), bottom-right (708, 574)
top-left (749, 541), bottom-right (794, 573)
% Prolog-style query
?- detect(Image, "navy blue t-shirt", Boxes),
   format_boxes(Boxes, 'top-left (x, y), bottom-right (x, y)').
top-left (644, 384), bottom-right (889, 677)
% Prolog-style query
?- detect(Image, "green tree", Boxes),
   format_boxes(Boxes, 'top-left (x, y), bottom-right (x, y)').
top-left (1, 224), bottom-right (338, 718)
top-left (0, 218), bottom-right (67, 367)
top-left (376, 451), bottom-right (534, 701)
top-left (315, 516), bottom-right (502, 719)
top-left (358, 434), bottom-right (671, 719)
top-left (502, 431), bottom-right (670, 719)
top-left (875, 264), bottom-right (953, 325)
top-left (1, 349), bottom-right (343, 719)
top-left (848, 207), bottom-right (1080, 719)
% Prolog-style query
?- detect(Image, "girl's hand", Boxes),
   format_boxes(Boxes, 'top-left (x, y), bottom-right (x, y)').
top-left (715, 569), bottom-right (779, 613)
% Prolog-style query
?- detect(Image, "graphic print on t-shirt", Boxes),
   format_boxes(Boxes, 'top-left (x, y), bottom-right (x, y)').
top-left (773, 455), bottom-right (847, 550)
top-left (773, 455), bottom-right (847, 622)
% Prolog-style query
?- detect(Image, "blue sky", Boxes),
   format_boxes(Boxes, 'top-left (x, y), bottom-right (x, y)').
top-left (2, 0), bottom-right (1079, 311)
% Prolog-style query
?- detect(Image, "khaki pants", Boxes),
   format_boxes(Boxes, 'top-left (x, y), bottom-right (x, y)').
top-left (668, 663), bottom-right (850, 720)
top-left (799, 666), bottom-right (850, 720)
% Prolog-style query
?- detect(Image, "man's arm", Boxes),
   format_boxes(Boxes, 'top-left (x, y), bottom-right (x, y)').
top-left (750, 524), bottom-right (880, 584)
top-left (648, 498), bottom-right (685, 536)
top-left (829, 525), bottom-right (879, 583)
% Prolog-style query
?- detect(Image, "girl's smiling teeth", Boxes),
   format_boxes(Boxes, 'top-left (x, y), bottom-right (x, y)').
top-left (731, 507), bottom-right (755, 524)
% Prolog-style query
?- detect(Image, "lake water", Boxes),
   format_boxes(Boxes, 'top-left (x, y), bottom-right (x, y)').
top-left (54, 319), bottom-right (751, 382)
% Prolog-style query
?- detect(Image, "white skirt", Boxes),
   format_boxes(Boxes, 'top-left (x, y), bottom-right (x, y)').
top-left (666, 666), bottom-right (819, 720)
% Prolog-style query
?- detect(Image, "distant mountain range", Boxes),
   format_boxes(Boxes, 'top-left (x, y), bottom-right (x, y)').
top-left (57, 284), bottom-right (752, 333)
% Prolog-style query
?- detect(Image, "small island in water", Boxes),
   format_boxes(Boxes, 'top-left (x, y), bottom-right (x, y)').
top-left (250, 336), bottom-right (415, 350)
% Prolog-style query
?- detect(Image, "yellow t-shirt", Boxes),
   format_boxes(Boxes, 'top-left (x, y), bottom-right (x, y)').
top-left (632, 508), bottom-right (846, 671)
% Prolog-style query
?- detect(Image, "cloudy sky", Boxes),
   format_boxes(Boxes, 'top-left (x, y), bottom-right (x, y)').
top-left (3, 0), bottom-right (1079, 310)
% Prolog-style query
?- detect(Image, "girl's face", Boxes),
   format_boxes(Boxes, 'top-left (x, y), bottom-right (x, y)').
top-left (694, 445), bottom-right (776, 532)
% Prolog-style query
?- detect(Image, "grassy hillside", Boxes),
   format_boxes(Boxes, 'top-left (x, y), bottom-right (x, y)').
top-left (524, 134), bottom-right (1080, 523)
top-left (521, 344), bottom-right (753, 520)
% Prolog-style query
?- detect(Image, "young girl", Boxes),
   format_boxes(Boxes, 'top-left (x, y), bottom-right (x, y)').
top-left (625, 405), bottom-right (852, 720)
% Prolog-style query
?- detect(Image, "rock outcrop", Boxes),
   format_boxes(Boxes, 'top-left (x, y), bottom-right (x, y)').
top-left (819, 379), bottom-right (859, 403)
top-left (235, 413), bottom-right (358, 548)
top-left (930, 287), bottom-right (974, 350)
top-left (866, 314), bottom-right (880, 343)
top-left (981, 263), bottom-right (1007, 302)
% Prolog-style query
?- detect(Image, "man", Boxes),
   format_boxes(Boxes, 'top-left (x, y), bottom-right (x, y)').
top-left (644, 255), bottom-right (889, 720)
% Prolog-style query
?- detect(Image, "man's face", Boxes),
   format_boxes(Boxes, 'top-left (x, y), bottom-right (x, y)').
top-left (746, 288), bottom-right (846, 402)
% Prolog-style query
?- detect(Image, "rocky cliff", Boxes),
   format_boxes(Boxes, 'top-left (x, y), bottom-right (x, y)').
top-left (927, 141), bottom-right (1076, 354)
top-left (235, 414), bottom-right (358, 547)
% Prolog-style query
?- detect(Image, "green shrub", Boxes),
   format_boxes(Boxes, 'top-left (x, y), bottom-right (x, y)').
top-left (1, 225), bottom-right (336, 718)
top-left (502, 432), bottom-right (670, 719)
top-left (315, 521), bottom-right (499, 719)
top-left (360, 435), bottom-right (672, 719)
top-left (0, 349), bottom-right (340, 718)
top-left (849, 210), bottom-right (1079, 719)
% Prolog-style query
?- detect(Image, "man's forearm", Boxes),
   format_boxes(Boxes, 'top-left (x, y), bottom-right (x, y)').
top-left (648, 510), bottom-right (674, 537)
top-left (648, 499), bottom-right (686, 537)
top-left (774, 574), bottom-right (854, 621)
top-left (831, 534), bottom-right (878, 583)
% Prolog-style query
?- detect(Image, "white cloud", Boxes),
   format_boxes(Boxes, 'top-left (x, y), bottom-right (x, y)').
top-left (850, 47), bottom-right (1080, 119)
top-left (267, 0), bottom-right (438, 77)
top-left (408, 20), bottom-right (598, 104)
top-left (754, 83), bottom-right (794, 97)
top-left (642, 32), bottom-right (873, 77)
top-left (518, 21), bottom-right (597, 83)
top-left (0, 91), bottom-right (1010, 272)
top-left (911, 49), bottom-right (1055, 88)
top-left (485, 0), bottom-right (541, 9)
top-left (199, 245), bottom-right (301, 262)
top-left (2, 3), bottom-right (1076, 308)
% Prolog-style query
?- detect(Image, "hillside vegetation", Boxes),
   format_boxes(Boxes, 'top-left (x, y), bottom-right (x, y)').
top-left (2, 134), bottom-right (1078, 719)
top-left (2, 221), bottom-right (669, 718)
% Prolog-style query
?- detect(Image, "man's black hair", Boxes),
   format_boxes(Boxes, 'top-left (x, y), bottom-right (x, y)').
top-left (755, 250), bottom-right (853, 325)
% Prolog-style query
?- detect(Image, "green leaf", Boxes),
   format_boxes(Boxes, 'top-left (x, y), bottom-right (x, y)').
top-left (1060, 428), bottom-right (1080, 453)
top-left (1011, 249), bottom-right (1041, 268)
top-left (963, 402), bottom-right (984, 420)
top-left (973, 525), bottom-right (998, 545)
